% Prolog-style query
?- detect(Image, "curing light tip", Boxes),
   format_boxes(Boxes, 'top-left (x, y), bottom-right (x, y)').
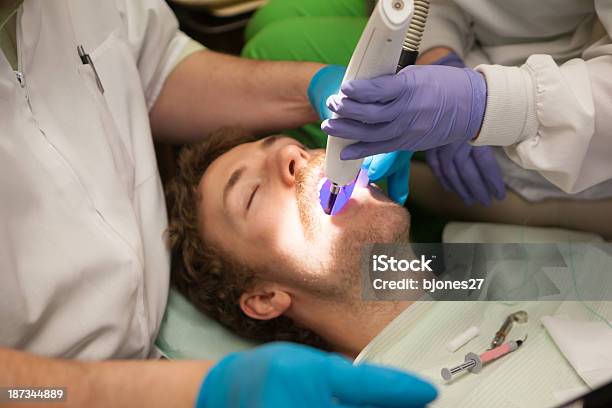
top-left (324, 184), bottom-right (341, 215)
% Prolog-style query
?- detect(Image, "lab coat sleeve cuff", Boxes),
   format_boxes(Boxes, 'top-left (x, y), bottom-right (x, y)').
top-left (146, 30), bottom-right (190, 110)
top-left (471, 64), bottom-right (539, 147)
top-left (172, 37), bottom-right (207, 70)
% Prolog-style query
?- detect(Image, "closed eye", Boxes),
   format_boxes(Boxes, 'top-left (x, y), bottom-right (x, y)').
top-left (247, 185), bottom-right (259, 211)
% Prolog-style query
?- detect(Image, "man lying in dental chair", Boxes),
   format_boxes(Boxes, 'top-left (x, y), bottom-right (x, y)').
top-left (166, 129), bottom-right (612, 408)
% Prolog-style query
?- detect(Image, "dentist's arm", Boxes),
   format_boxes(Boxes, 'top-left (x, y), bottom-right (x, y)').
top-left (0, 347), bottom-right (211, 408)
top-left (150, 50), bottom-right (323, 143)
top-left (115, 0), bottom-right (322, 144)
top-left (1, 343), bottom-right (437, 408)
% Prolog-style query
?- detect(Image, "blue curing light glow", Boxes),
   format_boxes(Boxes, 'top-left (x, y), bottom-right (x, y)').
top-left (318, 169), bottom-right (369, 215)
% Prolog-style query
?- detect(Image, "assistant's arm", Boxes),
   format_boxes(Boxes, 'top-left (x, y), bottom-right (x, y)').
top-left (0, 347), bottom-right (213, 408)
top-left (149, 50), bottom-right (323, 143)
top-left (472, 2), bottom-right (612, 193)
top-left (330, 0), bottom-right (612, 194)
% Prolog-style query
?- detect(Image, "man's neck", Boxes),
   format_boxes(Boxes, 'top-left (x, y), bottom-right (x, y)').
top-left (289, 297), bottom-right (412, 358)
top-left (287, 241), bottom-right (419, 357)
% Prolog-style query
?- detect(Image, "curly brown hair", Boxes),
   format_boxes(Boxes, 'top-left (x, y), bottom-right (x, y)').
top-left (166, 128), bottom-right (328, 349)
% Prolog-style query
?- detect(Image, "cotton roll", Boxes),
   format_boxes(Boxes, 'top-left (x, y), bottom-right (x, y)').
top-left (446, 326), bottom-right (479, 352)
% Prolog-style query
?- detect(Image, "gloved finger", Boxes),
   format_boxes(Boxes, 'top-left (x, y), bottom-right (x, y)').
top-left (333, 404), bottom-right (382, 408)
top-left (456, 153), bottom-right (492, 207)
top-left (327, 95), bottom-right (402, 124)
top-left (322, 118), bottom-right (395, 143)
top-left (366, 152), bottom-right (401, 181)
top-left (471, 146), bottom-right (506, 201)
top-left (326, 356), bottom-right (437, 408)
top-left (425, 149), bottom-right (452, 192)
top-left (387, 159), bottom-right (411, 205)
top-left (340, 74), bottom-right (405, 104)
top-left (340, 136), bottom-right (418, 160)
top-left (361, 155), bottom-right (374, 170)
top-left (340, 141), bottom-right (398, 160)
top-left (332, 403), bottom-right (379, 408)
top-left (438, 145), bottom-right (474, 205)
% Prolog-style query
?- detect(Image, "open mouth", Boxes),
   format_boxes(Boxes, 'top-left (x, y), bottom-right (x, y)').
top-left (318, 169), bottom-right (370, 216)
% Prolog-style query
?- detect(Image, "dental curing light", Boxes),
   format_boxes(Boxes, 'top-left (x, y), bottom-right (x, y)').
top-left (320, 0), bottom-right (430, 215)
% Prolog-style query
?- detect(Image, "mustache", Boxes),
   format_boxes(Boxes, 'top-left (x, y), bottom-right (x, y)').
top-left (295, 151), bottom-right (325, 197)
top-left (295, 152), bottom-right (325, 235)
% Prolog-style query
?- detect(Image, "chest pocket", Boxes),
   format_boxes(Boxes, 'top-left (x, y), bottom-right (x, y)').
top-left (76, 31), bottom-right (136, 200)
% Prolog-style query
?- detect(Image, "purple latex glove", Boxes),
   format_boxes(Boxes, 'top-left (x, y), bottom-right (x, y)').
top-left (426, 142), bottom-right (505, 206)
top-left (321, 64), bottom-right (487, 160)
top-left (424, 52), bottom-right (506, 206)
top-left (430, 51), bottom-right (465, 68)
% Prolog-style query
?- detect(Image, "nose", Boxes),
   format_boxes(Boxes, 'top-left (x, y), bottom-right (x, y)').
top-left (273, 144), bottom-right (310, 187)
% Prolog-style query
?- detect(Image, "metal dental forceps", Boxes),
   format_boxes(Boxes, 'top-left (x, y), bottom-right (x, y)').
top-left (489, 310), bottom-right (528, 350)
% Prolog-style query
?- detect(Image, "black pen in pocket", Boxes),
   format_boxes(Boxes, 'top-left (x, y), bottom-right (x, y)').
top-left (77, 45), bottom-right (104, 94)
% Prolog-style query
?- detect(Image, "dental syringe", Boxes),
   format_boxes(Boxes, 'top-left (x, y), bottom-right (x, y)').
top-left (441, 338), bottom-right (526, 382)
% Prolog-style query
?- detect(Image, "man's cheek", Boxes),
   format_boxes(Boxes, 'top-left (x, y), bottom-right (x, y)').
top-left (267, 204), bottom-right (306, 246)
top-left (251, 212), bottom-right (279, 245)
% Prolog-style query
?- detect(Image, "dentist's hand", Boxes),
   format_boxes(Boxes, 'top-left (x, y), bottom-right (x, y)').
top-left (197, 342), bottom-right (437, 408)
top-left (321, 64), bottom-right (487, 160)
top-left (363, 151), bottom-right (413, 205)
top-left (421, 51), bottom-right (506, 207)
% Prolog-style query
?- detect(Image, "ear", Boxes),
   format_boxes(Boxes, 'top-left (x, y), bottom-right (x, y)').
top-left (239, 286), bottom-right (292, 321)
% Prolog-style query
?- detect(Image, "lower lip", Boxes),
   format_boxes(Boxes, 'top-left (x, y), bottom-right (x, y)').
top-left (329, 184), bottom-right (379, 217)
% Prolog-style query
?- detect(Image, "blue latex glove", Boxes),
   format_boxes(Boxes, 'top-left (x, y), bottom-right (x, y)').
top-left (308, 65), bottom-right (347, 120)
top-left (321, 64), bottom-right (487, 160)
top-left (196, 342), bottom-right (437, 408)
top-left (363, 151), bottom-right (413, 205)
top-left (423, 52), bottom-right (506, 206)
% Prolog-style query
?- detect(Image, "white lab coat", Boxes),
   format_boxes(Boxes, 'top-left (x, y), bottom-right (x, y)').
top-left (420, 0), bottom-right (612, 196)
top-left (0, 0), bottom-right (189, 359)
